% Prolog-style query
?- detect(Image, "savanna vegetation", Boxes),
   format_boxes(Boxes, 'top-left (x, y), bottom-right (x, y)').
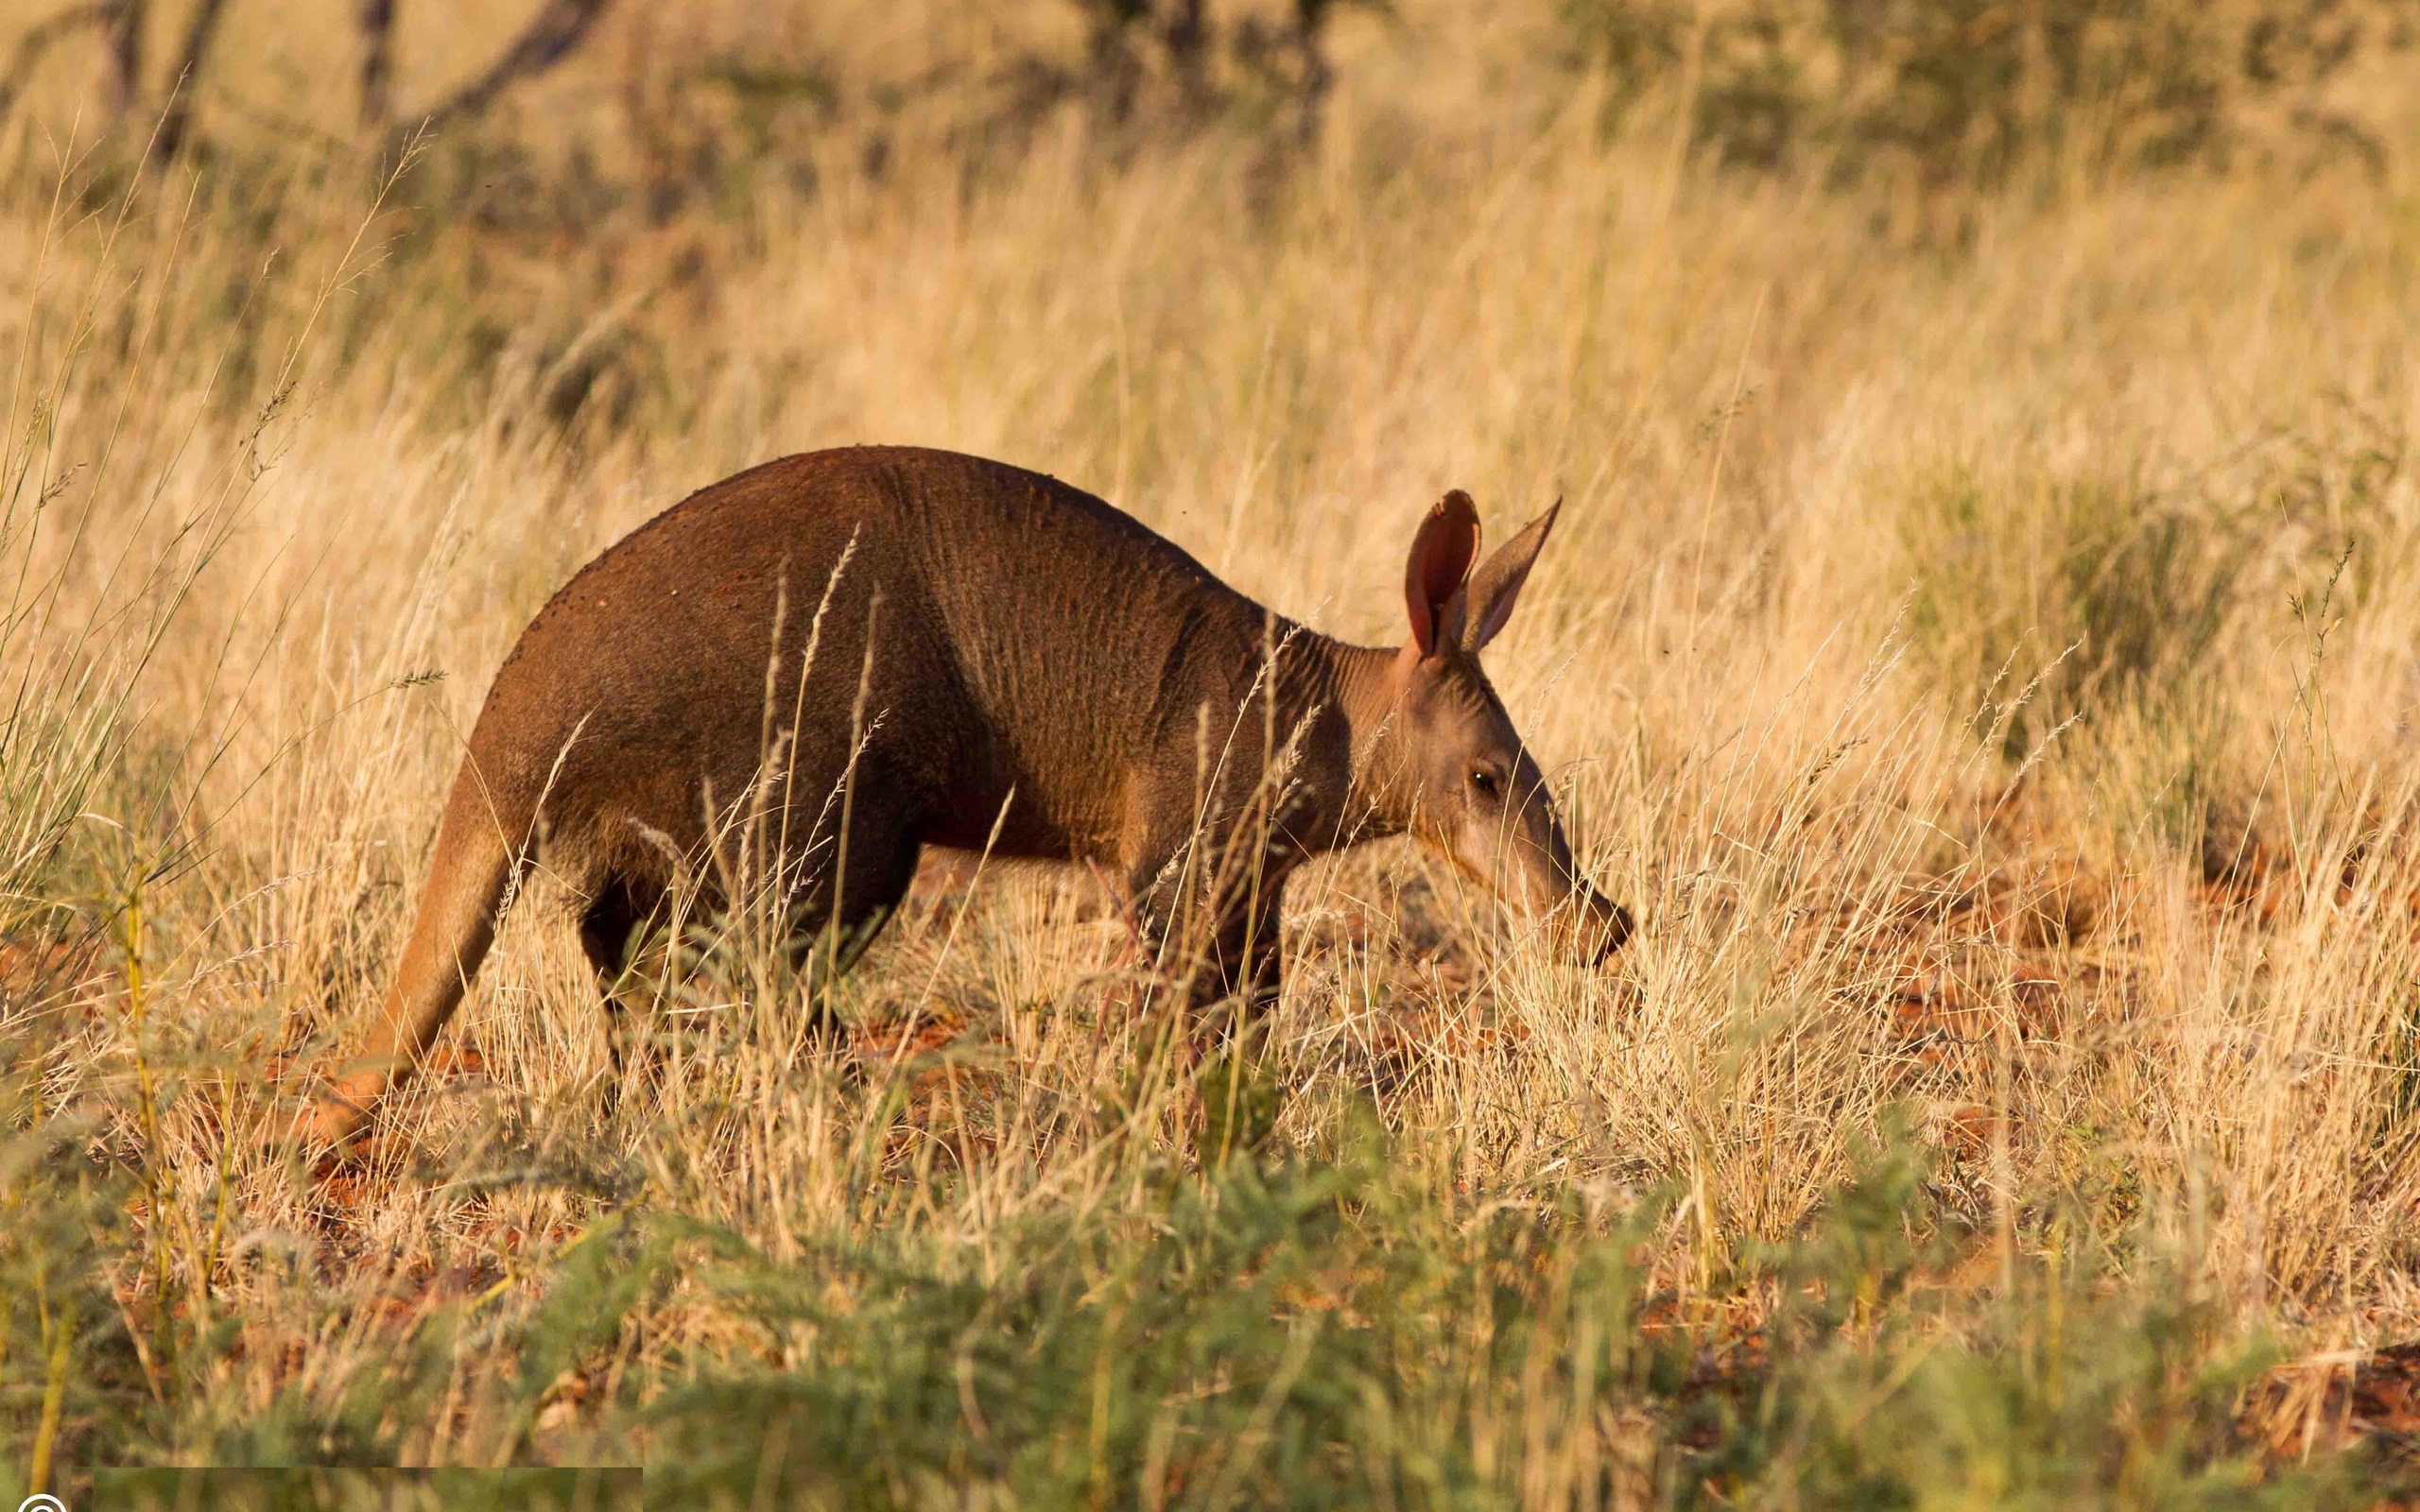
top-left (7, 0), bottom-right (2420, 1504)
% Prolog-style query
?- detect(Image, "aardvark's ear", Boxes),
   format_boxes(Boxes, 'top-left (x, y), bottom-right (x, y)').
top-left (1459, 498), bottom-right (1559, 654)
top-left (1404, 490), bottom-right (1480, 658)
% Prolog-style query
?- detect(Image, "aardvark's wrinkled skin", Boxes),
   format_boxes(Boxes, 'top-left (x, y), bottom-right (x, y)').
top-left (306, 445), bottom-right (1629, 1143)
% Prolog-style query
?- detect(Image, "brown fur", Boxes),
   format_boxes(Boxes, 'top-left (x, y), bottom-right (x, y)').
top-left (304, 445), bottom-right (1629, 1143)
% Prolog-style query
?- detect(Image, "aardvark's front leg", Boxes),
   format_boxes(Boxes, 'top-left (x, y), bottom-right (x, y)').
top-left (1201, 874), bottom-right (1287, 1022)
top-left (1122, 851), bottom-right (1288, 1041)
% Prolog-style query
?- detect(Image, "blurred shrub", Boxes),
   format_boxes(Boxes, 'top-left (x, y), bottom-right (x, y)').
top-left (1895, 397), bottom-right (2403, 767)
top-left (1560, 0), bottom-right (2414, 183)
top-left (1898, 465), bottom-right (2256, 757)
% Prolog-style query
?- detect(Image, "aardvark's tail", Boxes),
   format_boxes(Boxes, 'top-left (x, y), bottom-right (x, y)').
top-left (302, 763), bottom-right (525, 1146)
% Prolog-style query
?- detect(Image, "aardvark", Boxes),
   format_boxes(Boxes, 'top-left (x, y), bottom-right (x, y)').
top-left (306, 445), bottom-right (1629, 1143)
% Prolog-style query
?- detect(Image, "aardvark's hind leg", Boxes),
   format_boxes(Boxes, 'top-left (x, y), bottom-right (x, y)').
top-left (781, 784), bottom-right (927, 1042)
top-left (580, 871), bottom-right (670, 1112)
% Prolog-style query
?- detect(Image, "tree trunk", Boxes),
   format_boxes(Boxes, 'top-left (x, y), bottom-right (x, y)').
top-left (154, 0), bottom-right (230, 157)
top-left (103, 0), bottom-right (144, 122)
top-left (357, 0), bottom-right (394, 129)
top-left (1167, 0), bottom-right (1208, 108)
top-left (1293, 0), bottom-right (1333, 147)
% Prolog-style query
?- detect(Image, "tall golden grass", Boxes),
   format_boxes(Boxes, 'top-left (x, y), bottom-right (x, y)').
top-left (6, 0), bottom-right (2420, 1498)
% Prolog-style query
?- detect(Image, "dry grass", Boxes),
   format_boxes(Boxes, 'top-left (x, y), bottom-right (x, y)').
top-left (6, 0), bottom-right (2420, 1503)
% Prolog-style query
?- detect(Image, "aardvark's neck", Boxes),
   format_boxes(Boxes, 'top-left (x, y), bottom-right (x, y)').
top-left (1285, 631), bottom-right (1409, 846)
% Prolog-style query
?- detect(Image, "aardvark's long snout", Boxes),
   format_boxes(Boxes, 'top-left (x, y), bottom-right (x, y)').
top-left (1524, 838), bottom-right (1632, 965)
top-left (1555, 882), bottom-right (1634, 965)
top-left (1487, 779), bottom-right (1633, 965)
